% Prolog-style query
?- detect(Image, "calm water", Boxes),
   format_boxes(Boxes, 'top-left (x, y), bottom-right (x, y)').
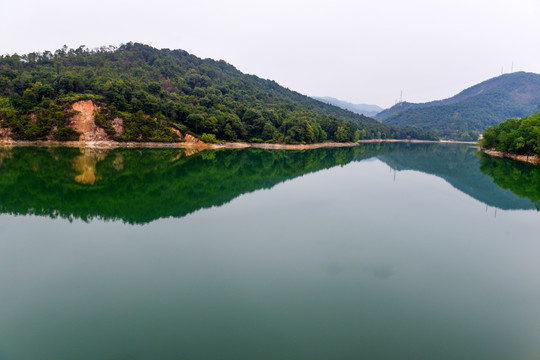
top-left (0, 143), bottom-right (539, 360)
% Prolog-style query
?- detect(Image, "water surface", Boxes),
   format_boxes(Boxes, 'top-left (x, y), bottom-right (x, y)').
top-left (0, 143), bottom-right (539, 359)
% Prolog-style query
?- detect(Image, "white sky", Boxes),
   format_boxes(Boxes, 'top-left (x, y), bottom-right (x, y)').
top-left (1, 0), bottom-right (539, 108)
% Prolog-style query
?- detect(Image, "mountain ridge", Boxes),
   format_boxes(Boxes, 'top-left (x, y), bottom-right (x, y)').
top-left (375, 72), bottom-right (540, 140)
top-left (312, 96), bottom-right (382, 117)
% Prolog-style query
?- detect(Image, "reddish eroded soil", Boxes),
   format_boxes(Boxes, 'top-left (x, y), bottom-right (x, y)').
top-left (69, 100), bottom-right (111, 141)
top-left (0, 123), bottom-right (12, 141)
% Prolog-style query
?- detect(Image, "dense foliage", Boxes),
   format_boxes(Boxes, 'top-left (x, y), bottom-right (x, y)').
top-left (0, 43), bottom-right (436, 143)
top-left (479, 113), bottom-right (540, 155)
top-left (376, 72), bottom-right (540, 140)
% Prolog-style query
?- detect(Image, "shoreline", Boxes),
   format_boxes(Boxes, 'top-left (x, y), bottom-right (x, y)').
top-left (0, 138), bottom-right (475, 150)
top-left (480, 148), bottom-right (540, 165)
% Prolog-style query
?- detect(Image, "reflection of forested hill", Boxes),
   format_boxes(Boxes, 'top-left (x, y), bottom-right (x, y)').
top-left (0, 143), bottom-right (536, 224)
top-left (377, 144), bottom-right (537, 211)
top-left (0, 146), bottom-right (387, 224)
top-left (478, 154), bottom-right (540, 209)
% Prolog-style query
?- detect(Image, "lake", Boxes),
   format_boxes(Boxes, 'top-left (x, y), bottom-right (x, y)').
top-left (0, 143), bottom-right (539, 360)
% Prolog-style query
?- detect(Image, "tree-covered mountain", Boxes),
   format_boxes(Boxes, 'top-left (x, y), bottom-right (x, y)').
top-left (311, 96), bottom-right (382, 117)
top-left (0, 43), bottom-right (435, 143)
top-left (375, 72), bottom-right (540, 140)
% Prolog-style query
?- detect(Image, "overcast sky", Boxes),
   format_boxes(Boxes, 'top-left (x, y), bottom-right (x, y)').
top-left (1, 0), bottom-right (539, 108)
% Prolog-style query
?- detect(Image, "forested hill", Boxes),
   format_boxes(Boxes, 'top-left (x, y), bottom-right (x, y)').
top-left (375, 72), bottom-right (540, 140)
top-left (0, 43), bottom-right (435, 143)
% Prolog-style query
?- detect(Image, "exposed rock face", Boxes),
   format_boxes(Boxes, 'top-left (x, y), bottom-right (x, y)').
top-left (171, 127), bottom-right (182, 138)
top-left (3, 100), bottom-right (205, 145)
top-left (47, 126), bottom-right (58, 141)
top-left (112, 118), bottom-right (123, 137)
top-left (69, 100), bottom-right (111, 142)
top-left (184, 134), bottom-right (200, 144)
top-left (0, 122), bottom-right (12, 141)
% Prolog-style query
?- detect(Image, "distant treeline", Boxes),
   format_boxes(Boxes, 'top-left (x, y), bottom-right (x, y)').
top-left (480, 113), bottom-right (540, 155)
top-left (0, 43), bottom-right (436, 143)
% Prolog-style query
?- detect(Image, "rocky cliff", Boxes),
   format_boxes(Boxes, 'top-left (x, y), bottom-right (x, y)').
top-left (0, 100), bottom-right (202, 145)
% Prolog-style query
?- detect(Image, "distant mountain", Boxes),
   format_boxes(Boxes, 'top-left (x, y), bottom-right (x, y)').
top-left (375, 72), bottom-right (540, 140)
top-left (312, 96), bottom-right (383, 117)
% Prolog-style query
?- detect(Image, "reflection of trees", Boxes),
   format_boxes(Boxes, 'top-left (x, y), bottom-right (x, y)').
top-left (479, 153), bottom-right (540, 209)
top-left (0, 146), bottom-right (13, 166)
top-left (0, 146), bottom-right (382, 224)
top-left (378, 144), bottom-right (537, 211)
top-left (0, 143), bottom-right (534, 224)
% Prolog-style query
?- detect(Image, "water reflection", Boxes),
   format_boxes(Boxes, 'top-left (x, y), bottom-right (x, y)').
top-left (1, 143), bottom-right (540, 360)
top-left (0, 143), bottom-right (538, 224)
top-left (0, 145), bottom-right (379, 223)
top-left (378, 144), bottom-right (537, 210)
top-left (478, 153), bottom-right (540, 209)
top-left (73, 149), bottom-right (104, 184)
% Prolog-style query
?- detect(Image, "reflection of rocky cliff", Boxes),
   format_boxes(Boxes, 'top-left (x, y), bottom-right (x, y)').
top-left (0, 146), bottom-right (382, 224)
top-left (378, 143), bottom-right (537, 211)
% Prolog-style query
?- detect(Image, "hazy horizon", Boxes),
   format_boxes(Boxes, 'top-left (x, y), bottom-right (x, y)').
top-left (1, 0), bottom-right (539, 108)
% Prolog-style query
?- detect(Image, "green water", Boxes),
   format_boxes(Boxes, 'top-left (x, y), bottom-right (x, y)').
top-left (0, 143), bottom-right (539, 359)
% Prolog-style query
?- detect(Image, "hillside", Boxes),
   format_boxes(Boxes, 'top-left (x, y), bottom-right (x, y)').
top-left (375, 72), bottom-right (540, 140)
top-left (311, 96), bottom-right (382, 117)
top-left (0, 43), bottom-right (435, 144)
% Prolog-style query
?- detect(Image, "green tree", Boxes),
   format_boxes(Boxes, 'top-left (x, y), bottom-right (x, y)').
top-left (335, 126), bottom-right (349, 142)
top-left (305, 124), bottom-right (315, 143)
